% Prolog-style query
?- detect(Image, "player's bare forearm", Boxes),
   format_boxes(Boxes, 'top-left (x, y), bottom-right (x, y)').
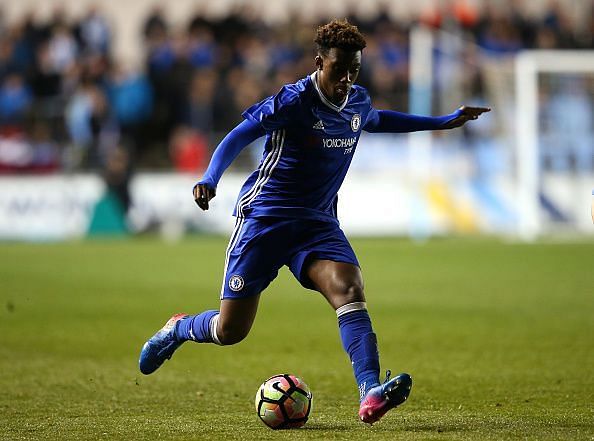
top-left (441, 106), bottom-right (491, 129)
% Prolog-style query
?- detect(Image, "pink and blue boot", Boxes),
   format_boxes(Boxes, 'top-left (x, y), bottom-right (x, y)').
top-left (359, 371), bottom-right (413, 424)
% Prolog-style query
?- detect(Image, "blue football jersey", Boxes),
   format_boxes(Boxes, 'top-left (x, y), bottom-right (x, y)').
top-left (237, 72), bottom-right (377, 223)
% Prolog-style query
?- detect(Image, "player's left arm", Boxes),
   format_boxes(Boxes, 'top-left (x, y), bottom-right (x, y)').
top-left (440, 106), bottom-right (491, 129)
top-left (363, 105), bottom-right (490, 133)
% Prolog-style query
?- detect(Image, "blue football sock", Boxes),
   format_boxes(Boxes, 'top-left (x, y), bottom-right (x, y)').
top-left (337, 306), bottom-right (381, 401)
top-left (175, 310), bottom-right (219, 343)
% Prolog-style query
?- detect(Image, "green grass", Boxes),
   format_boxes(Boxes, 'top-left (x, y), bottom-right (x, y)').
top-left (0, 237), bottom-right (593, 440)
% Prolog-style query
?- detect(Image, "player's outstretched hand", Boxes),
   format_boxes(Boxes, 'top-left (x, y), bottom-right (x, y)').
top-left (193, 183), bottom-right (216, 210)
top-left (442, 106), bottom-right (491, 129)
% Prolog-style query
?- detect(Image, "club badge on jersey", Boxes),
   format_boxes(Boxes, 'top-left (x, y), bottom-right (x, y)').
top-left (351, 114), bottom-right (361, 132)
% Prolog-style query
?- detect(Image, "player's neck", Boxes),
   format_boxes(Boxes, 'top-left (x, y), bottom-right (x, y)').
top-left (312, 71), bottom-right (348, 111)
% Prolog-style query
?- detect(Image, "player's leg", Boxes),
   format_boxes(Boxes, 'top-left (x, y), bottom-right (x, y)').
top-left (306, 259), bottom-right (411, 423)
top-left (173, 216), bottom-right (269, 347)
top-left (289, 221), bottom-right (381, 402)
top-left (305, 258), bottom-right (365, 309)
top-left (289, 220), bottom-right (412, 423)
top-left (305, 259), bottom-right (381, 400)
top-left (138, 295), bottom-right (260, 375)
top-left (175, 295), bottom-right (261, 345)
top-left (139, 217), bottom-right (287, 375)
top-left (215, 295), bottom-right (261, 344)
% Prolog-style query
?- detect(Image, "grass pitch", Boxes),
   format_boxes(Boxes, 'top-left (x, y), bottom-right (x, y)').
top-left (0, 237), bottom-right (593, 440)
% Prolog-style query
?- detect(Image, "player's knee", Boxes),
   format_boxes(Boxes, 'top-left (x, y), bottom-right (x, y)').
top-left (343, 281), bottom-right (364, 303)
top-left (216, 323), bottom-right (249, 345)
top-left (328, 279), bottom-right (365, 307)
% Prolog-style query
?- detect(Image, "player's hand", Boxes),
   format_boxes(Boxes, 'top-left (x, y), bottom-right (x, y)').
top-left (442, 106), bottom-right (491, 129)
top-left (193, 182), bottom-right (216, 210)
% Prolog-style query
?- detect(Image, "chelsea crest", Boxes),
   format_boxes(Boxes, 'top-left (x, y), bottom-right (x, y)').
top-left (351, 114), bottom-right (361, 132)
top-left (229, 275), bottom-right (244, 291)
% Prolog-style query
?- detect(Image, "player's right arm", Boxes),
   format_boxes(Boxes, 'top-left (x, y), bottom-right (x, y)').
top-left (194, 119), bottom-right (265, 210)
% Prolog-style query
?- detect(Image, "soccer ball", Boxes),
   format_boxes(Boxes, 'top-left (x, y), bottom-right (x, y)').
top-left (255, 374), bottom-right (313, 429)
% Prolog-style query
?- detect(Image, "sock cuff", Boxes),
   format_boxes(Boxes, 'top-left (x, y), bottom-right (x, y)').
top-left (209, 313), bottom-right (223, 345)
top-left (336, 301), bottom-right (367, 318)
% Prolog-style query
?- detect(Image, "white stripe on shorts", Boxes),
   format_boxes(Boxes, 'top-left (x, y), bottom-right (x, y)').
top-left (219, 129), bottom-right (285, 298)
top-left (235, 129), bottom-right (284, 217)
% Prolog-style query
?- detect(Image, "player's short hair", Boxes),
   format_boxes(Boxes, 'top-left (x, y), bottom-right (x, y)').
top-left (315, 19), bottom-right (367, 56)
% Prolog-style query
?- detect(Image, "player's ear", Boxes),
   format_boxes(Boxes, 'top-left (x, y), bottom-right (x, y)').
top-left (315, 55), bottom-right (323, 70)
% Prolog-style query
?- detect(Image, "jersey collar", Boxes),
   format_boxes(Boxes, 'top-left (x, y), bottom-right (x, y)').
top-left (310, 71), bottom-right (349, 113)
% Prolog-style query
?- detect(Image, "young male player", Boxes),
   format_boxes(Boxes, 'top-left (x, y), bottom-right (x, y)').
top-left (139, 19), bottom-right (489, 424)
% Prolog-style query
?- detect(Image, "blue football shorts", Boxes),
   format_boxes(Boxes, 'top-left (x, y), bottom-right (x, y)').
top-left (219, 216), bottom-right (359, 299)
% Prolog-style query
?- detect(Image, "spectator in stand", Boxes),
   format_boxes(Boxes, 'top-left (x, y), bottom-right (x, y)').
top-left (47, 24), bottom-right (78, 74)
top-left (185, 69), bottom-right (217, 133)
top-left (0, 73), bottom-right (31, 125)
top-left (506, 0), bottom-right (535, 47)
top-left (145, 24), bottom-right (175, 77)
top-left (106, 63), bottom-right (153, 159)
top-left (0, 1), bottom-right (592, 174)
top-left (107, 65), bottom-right (153, 126)
top-left (237, 35), bottom-right (273, 79)
top-left (143, 6), bottom-right (168, 43)
top-left (169, 125), bottom-right (209, 173)
top-left (476, 5), bottom-right (524, 54)
top-left (29, 120), bottom-right (60, 171)
top-left (6, 22), bottom-right (36, 77)
top-left (268, 29), bottom-right (302, 73)
top-left (78, 6), bottom-right (111, 55)
top-left (65, 77), bottom-right (114, 168)
top-left (0, 35), bottom-right (15, 81)
top-left (30, 41), bottom-right (62, 102)
top-left (534, 26), bottom-right (560, 49)
top-left (187, 24), bottom-right (217, 69)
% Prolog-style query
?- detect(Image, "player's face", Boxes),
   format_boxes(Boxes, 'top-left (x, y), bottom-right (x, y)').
top-left (316, 48), bottom-right (362, 105)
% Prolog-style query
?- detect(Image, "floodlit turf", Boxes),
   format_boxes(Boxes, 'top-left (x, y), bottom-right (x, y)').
top-left (0, 236), bottom-right (593, 440)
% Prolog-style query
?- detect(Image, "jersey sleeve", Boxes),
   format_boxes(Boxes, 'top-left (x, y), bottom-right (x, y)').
top-left (363, 108), bottom-right (462, 133)
top-left (198, 119), bottom-right (265, 188)
top-left (242, 85), bottom-right (299, 132)
top-left (359, 88), bottom-right (380, 129)
top-left (364, 106), bottom-right (380, 129)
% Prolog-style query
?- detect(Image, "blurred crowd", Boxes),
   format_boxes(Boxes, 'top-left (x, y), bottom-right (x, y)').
top-left (0, 1), bottom-right (592, 176)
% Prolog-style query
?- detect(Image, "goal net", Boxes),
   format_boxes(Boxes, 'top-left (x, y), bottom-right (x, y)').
top-left (515, 50), bottom-right (594, 240)
top-left (407, 27), bottom-right (594, 240)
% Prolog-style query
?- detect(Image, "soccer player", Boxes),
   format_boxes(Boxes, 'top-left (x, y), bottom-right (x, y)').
top-left (139, 19), bottom-right (489, 424)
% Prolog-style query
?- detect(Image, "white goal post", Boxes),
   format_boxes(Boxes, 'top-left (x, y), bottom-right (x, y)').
top-left (408, 26), bottom-right (594, 239)
top-left (515, 50), bottom-right (594, 240)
